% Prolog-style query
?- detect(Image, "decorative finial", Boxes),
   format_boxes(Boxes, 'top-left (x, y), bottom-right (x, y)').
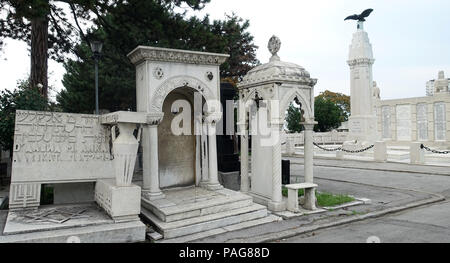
top-left (268, 35), bottom-right (281, 62)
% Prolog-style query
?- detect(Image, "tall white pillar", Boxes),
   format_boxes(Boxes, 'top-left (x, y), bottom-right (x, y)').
top-left (239, 123), bottom-right (249, 192)
top-left (204, 113), bottom-right (223, 191)
top-left (142, 113), bottom-right (165, 201)
top-left (206, 121), bottom-right (222, 190)
top-left (347, 20), bottom-right (378, 142)
top-left (302, 122), bottom-right (317, 210)
top-left (268, 122), bottom-right (285, 212)
top-left (200, 121), bottom-right (209, 187)
top-left (302, 123), bottom-right (316, 183)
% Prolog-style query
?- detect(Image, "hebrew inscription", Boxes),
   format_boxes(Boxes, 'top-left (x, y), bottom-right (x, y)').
top-left (11, 110), bottom-right (114, 183)
top-left (13, 110), bottom-right (112, 164)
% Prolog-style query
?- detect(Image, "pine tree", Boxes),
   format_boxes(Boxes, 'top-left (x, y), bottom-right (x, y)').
top-left (57, 2), bottom-right (258, 113)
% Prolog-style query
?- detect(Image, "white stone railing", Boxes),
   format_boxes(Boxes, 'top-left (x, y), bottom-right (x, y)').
top-left (285, 131), bottom-right (349, 146)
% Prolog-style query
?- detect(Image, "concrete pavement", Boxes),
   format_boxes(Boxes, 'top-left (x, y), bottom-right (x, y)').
top-left (280, 200), bottom-right (450, 243)
top-left (194, 159), bottom-right (448, 243)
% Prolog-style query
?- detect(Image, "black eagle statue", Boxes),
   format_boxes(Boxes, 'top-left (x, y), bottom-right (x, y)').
top-left (344, 8), bottom-right (374, 22)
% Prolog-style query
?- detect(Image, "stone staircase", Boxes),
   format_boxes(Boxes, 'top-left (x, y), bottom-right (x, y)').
top-left (140, 187), bottom-right (281, 242)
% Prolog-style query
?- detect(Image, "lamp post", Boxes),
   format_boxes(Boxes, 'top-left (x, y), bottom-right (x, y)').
top-left (90, 40), bottom-right (103, 115)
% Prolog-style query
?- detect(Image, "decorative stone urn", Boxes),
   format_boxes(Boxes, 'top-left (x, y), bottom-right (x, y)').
top-left (111, 122), bottom-right (141, 186)
top-left (101, 111), bottom-right (150, 187)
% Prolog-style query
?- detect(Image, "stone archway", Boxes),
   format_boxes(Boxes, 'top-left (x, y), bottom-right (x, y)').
top-left (149, 76), bottom-right (216, 114)
top-left (128, 45), bottom-right (228, 201)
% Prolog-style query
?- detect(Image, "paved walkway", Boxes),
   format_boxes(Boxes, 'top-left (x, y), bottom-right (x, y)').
top-left (194, 159), bottom-right (448, 243)
top-left (281, 200), bottom-right (450, 243)
top-left (285, 156), bottom-right (450, 176)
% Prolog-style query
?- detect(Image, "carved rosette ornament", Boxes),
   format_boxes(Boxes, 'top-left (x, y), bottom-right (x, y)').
top-left (153, 67), bottom-right (164, 79)
top-left (206, 71), bottom-right (214, 81)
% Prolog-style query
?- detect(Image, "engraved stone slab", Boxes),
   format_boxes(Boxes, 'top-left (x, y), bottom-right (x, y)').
top-left (381, 106), bottom-right (391, 139)
top-left (434, 102), bottom-right (446, 141)
top-left (416, 103), bottom-right (428, 141)
top-left (396, 105), bottom-right (412, 141)
top-left (11, 110), bottom-right (114, 183)
top-left (350, 119), bottom-right (362, 133)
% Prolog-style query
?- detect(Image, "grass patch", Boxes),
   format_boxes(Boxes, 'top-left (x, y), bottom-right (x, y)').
top-left (282, 187), bottom-right (304, 197)
top-left (281, 187), bottom-right (355, 207)
top-left (316, 192), bottom-right (355, 207)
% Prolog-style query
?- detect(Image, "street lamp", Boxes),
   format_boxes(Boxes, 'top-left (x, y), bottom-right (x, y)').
top-left (90, 40), bottom-right (103, 115)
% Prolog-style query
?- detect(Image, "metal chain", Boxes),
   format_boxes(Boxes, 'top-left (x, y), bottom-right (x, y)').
top-left (421, 144), bottom-right (450, 155)
top-left (313, 143), bottom-right (342, 152)
top-left (340, 144), bottom-right (374, 153)
top-left (313, 142), bottom-right (374, 153)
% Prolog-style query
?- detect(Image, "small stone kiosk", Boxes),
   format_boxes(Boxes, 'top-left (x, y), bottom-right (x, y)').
top-left (127, 46), bottom-right (279, 241)
top-left (237, 36), bottom-right (318, 212)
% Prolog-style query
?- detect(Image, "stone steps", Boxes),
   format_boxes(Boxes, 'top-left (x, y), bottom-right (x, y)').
top-left (159, 215), bottom-right (282, 243)
top-left (142, 189), bottom-right (254, 223)
top-left (142, 203), bottom-right (268, 239)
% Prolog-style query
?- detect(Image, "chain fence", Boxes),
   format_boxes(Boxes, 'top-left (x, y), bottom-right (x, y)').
top-left (421, 144), bottom-right (450, 155)
top-left (313, 142), bottom-right (374, 153)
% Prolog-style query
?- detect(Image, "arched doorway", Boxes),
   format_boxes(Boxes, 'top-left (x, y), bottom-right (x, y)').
top-left (158, 87), bottom-right (198, 189)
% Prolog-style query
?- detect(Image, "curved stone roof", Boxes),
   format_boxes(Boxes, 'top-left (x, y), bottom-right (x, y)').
top-left (238, 36), bottom-right (316, 88)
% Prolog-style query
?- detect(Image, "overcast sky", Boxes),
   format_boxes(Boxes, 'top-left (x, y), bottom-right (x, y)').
top-left (1, 0), bottom-right (449, 101)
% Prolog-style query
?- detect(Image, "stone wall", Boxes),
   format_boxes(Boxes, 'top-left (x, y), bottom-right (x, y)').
top-left (376, 93), bottom-right (450, 147)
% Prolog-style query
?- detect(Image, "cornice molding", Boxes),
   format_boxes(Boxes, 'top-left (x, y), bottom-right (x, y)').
top-left (128, 46), bottom-right (229, 66)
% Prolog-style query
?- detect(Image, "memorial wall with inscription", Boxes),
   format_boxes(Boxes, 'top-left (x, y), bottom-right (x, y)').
top-left (12, 110), bottom-right (114, 183)
top-left (376, 94), bottom-right (450, 146)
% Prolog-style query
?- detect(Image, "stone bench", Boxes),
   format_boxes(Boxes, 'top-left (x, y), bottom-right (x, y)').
top-left (285, 183), bottom-right (318, 212)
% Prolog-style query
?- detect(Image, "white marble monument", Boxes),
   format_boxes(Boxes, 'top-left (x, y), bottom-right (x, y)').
top-left (127, 46), bottom-right (280, 240)
top-left (347, 21), bottom-right (378, 143)
top-left (4, 110), bottom-right (148, 242)
top-left (237, 36), bottom-right (318, 212)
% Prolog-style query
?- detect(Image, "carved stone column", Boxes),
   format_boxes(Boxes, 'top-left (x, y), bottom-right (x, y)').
top-left (205, 112), bottom-right (223, 191)
top-left (239, 122), bottom-right (249, 193)
top-left (268, 121), bottom-right (285, 212)
top-left (301, 121), bottom-right (317, 210)
top-left (142, 112), bottom-right (165, 201)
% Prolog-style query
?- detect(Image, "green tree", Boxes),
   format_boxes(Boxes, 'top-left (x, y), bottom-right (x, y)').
top-left (285, 102), bottom-right (304, 133)
top-left (57, 2), bottom-right (258, 113)
top-left (314, 96), bottom-right (342, 132)
top-left (0, 80), bottom-right (49, 156)
top-left (0, 0), bottom-right (210, 98)
top-left (316, 90), bottom-right (350, 122)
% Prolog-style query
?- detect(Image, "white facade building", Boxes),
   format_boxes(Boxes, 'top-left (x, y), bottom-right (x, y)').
top-left (426, 71), bottom-right (450, 96)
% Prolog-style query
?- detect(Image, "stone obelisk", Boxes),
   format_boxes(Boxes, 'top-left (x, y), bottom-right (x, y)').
top-left (347, 21), bottom-right (378, 143)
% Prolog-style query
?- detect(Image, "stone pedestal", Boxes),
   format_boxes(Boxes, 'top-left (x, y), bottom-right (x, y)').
top-left (348, 116), bottom-right (378, 143)
top-left (374, 141), bottom-right (387, 162)
top-left (410, 142), bottom-right (425, 164)
top-left (95, 179), bottom-right (141, 222)
top-left (218, 171), bottom-right (240, 191)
